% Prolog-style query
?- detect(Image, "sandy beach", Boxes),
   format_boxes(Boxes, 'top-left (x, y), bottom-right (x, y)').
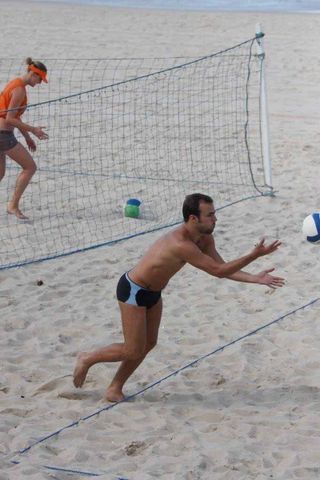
top-left (1, 1), bottom-right (320, 479)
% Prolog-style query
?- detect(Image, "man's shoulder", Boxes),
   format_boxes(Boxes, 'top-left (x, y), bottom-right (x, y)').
top-left (201, 233), bottom-right (215, 244)
top-left (197, 234), bottom-right (215, 251)
top-left (162, 227), bottom-right (191, 251)
top-left (169, 226), bottom-right (191, 242)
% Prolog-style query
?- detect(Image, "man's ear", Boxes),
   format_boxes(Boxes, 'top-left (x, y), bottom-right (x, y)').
top-left (189, 214), bottom-right (199, 223)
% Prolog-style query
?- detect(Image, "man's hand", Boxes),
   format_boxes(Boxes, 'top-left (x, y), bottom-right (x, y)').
top-left (252, 238), bottom-right (282, 258)
top-left (255, 268), bottom-right (285, 289)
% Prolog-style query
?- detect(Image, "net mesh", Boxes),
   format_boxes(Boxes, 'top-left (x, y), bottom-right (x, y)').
top-left (0, 37), bottom-right (270, 269)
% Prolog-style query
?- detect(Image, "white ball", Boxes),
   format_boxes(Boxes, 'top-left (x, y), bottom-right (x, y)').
top-left (302, 213), bottom-right (320, 244)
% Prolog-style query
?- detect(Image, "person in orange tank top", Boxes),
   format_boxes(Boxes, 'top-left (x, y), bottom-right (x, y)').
top-left (0, 57), bottom-right (49, 219)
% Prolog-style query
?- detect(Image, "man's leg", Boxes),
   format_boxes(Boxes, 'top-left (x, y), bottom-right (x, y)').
top-left (106, 298), bottom-right (162, 402)
top-left (73, 301), bottom-right (147, 390)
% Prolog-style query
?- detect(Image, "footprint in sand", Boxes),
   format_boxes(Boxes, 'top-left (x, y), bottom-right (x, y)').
top-left (0, 408), bottom-right (31, 417)
top-left (125, 441), bottom-right (147, 456)
top-left (32, 375), bottom-right (72, 396)
top-left (58, 390), bottom-right (102, 401)
top-left (0, 384), bottom-right (9, 394)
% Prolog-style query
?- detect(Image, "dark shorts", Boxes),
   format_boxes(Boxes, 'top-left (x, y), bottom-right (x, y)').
top-left (0, 130), bottom-right (18, 153)
top-left (116, 272), bottom-right (161, 309)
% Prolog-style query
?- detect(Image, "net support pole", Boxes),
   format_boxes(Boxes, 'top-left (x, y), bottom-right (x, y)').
top-left (255, 24), bottom-right (273, 192)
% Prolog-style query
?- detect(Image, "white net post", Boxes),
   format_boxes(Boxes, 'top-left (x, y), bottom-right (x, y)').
top-left (255, 24), bottom-right (273, 192)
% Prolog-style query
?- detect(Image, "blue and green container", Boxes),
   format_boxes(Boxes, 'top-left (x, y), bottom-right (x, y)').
top-left (124, 198), bottom-right (141, 218)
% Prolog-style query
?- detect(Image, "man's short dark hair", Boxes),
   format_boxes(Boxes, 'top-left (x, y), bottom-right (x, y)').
top-left (182, 193), bottom-right (213, 222)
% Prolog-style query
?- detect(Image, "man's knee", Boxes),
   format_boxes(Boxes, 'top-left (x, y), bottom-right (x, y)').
top-left (124, 345), bottom-right (146, 361)
top-left (145, 339), bottom-right (157, 354)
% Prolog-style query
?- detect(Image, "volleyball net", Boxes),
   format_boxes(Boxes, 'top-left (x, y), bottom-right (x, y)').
top-left (0, 35), bottom-right (271, 270)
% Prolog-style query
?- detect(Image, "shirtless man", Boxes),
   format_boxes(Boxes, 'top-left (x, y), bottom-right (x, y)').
top-left (73, 193), bottom-right (284, 401)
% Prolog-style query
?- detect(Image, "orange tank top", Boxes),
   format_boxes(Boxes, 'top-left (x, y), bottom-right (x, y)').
top-left (0, 78), bottom-right (27, 119)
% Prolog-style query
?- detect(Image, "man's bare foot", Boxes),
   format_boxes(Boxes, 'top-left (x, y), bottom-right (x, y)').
top-left (7, 205), bottom-right (29, 220)
top-left (106, 385), bottom-right (125, 403)
top-left (73, 352), bottom-right (91, 388)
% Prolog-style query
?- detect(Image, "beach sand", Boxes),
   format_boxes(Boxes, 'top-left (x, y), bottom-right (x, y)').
top-left (1, 1), bottom-right (320, 479)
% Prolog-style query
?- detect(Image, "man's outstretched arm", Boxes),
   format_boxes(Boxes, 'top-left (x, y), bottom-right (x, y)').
top-left (204, 236), bottom-right (285, 288)
top-left (179, 236), bottom-right (282, 279)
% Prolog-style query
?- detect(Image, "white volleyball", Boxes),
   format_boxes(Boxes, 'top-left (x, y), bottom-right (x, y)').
top-left (302, 213), bottom-right (320, 244)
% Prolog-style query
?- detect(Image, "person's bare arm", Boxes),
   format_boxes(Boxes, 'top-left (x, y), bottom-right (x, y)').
top-left (5, 88), bottom-right (48, 140)
top-left (19, 130), bottom-right (37, 152)
top-left (177, 237), bottom-right (281, 279)
top-left (202, 236), bottom-right (284, 288)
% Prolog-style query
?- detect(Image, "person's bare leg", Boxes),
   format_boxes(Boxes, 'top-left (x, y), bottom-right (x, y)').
top-left (106, 298), bottom-right (162, 402)
top-left (0, 153), bottom-right (6, 182)
top-left (73, 303), bottom-right (147, 394)
top-left (6, 143), bottom-right (36, 219)
top-left (73, 343), bottom-right (126, 388)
